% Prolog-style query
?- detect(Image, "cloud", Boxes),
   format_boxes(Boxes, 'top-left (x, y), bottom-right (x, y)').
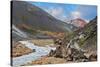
top-left (44, 5), bottom-right (96, 23)
top-left (69, 5), bottom-right (97, 22)
top-left (85, 19), bottom-right (90, 23)
top-left (46, 7), bottom-right (68, 21)
top-left (49, 7), bottom-right (63, 17)
top-left (70, 11), bottom-right (90, 23)
top-left (32, 2), bottom-right (97, 23)
top-left (71, 5), bottom-right (97, 21)
top-left (71, 11), bottom-right (82, 19)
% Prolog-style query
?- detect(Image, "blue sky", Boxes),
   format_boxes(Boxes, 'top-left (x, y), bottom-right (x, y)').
top-left (30, 2), bottom-right (97, 23)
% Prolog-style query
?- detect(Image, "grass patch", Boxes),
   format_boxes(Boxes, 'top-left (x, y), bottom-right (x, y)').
top-left (32, 39), bottom-right (54, 47)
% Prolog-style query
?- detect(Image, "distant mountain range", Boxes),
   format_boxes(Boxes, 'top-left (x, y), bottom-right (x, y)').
top-left (12, 1), bottom-right (77, 41)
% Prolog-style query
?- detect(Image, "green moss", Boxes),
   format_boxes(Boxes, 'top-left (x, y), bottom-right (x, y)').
top-left (78, 38), bottom-right (85, 46)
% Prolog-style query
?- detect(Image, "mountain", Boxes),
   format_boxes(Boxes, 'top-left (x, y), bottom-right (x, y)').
top-left (69, 16), bottom-right (97, 51)
top-left (48, 16), bottom-right (97, 61)
top-left (79, 16), bottom-right (97, 51)
top-left (71, 18), bottom-right (87, 28)
top-left (70, 16), bottom-right (97, 50)
top-left (12, 1), bottom-right (76, 32)
top-left (11, 1), bottom-right (78, 41)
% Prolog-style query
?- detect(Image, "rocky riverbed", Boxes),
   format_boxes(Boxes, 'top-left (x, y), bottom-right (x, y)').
top-left (12, 40), bottom-right (56, 66)
top-left (12, 42), bottom-right (34, 57)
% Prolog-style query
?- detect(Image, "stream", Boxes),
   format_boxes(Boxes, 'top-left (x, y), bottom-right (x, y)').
top-left (12, 40), bottom-right (56, 66)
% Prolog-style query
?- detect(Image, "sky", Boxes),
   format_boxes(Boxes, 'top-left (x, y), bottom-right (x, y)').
top-left (30, 2), bottom-right (97, 23)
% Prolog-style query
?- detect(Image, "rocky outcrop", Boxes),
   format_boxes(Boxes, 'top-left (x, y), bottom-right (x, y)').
top-left (49, 38), bottom-right (97, 62)
top-left (48, 16), bottom-right (97, 62)
top-left (12, 42), bottom-right (35, 57)
top-left (49, 38), bottom-right (88, 62)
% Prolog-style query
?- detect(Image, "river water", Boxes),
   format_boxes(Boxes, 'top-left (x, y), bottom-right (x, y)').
top-left (12, 41), bottom-right (56, 66)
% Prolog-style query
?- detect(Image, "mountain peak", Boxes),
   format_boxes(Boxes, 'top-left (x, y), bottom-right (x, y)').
top-left (71, 18), bottom-right (87, 28)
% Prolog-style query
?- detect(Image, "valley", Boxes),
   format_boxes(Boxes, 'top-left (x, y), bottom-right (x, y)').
top-left (11, 1), bottom-right (97, 66)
